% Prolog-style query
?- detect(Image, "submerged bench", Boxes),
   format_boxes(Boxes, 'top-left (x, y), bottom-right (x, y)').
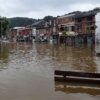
top-left (55, 70), bottom-right (100, 84)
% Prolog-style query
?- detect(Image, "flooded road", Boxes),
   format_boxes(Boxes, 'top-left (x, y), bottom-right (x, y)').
top-left (0, 42), bottom-right (100, 100)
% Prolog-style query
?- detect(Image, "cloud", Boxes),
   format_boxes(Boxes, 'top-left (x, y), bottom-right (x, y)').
top-left (0, 0), bottom-right (100, 18)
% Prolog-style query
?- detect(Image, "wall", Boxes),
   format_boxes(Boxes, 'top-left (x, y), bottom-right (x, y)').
top-left (96, 12), bottom-right (100, 34)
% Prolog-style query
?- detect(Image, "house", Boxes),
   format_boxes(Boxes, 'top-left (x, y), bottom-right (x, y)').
top-left (57, 13), bottom-right (76, 44)
top-left (57, 8), bottom-right (100, 45)
top-left (10, 27), bottom-right (25, 42)
top-left (23, 8), bottom-right (100, 44)
top-left (74, 11), bottom-right (96, 44)
top-left (31, 19), bottom-right (57, 42)
top-left (10, 27), bottom-right (32, 42)
top-left (30, 20), bottom-right (47, 42)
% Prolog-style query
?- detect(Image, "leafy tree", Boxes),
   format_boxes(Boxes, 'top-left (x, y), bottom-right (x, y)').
top-left (0, 17), bottom-right (9, 37)
top-left (8, 16), bottom-right (55, 28)
top-left (8, 17), bottom-right (37, 28)
top-left (43, 16), bottom-right (54, 22)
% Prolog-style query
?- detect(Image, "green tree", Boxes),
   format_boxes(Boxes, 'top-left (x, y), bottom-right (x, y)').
top-left (0, 17), bottom-right (9, 38)
top-left (8, 17), bottom-right (37, 28)
top-left (43, 16), bottom-right (54, 22)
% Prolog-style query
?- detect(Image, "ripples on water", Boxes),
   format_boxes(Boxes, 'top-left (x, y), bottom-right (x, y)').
top-left (0, 42), bottom-right (100, 100)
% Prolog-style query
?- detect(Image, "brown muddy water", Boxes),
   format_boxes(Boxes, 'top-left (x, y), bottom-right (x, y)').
top-left (0, 42), bottom-right (100, 100)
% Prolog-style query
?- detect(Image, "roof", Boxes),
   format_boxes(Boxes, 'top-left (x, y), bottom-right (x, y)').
top-left (13, 27), bottom-right (25, 29)
top-left (31, 20), bottom-right (43, 27)
top-left (74, 11), bottom-right (98, 18)
top-left (29, 20), bottom-right (47, 29)
top-left (58, 14), bottom-right (75, 19)
top-left (58, 8), bottom-right (100, 19)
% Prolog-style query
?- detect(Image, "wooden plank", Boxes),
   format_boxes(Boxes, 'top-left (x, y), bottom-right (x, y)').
top-left (55, 82), bottom-right (100, 95)
top-left (55, 70), bottom-right (100, 78)
top-left (55, 77), bottom-right (100, 84)
top-left (96, 53), bottom-right (100, 56)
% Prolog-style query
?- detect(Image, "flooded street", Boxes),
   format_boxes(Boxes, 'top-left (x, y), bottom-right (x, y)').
top-left (0, 42), bottom-right (100, 100)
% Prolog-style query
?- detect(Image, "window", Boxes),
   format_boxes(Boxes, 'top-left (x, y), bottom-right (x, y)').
top-left (77, 18), bottom-right (82, 22)
top-left (71, 26), bottom-right (75, 31)
top-left (65, 27), bottom-right (69, 31)
top-left (87, 16), bottom-right (93, 21)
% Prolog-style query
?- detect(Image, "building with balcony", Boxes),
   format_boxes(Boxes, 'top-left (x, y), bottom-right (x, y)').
top-left (57, 8), bottom-right (100, 45)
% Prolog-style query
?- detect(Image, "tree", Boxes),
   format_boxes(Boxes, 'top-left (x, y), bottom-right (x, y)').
top-left (8, 17), bottom-right (37, 28)
top-left (43, 16), bottom-right (54, 22)
top-left (0, 17), bottom-right (9, 38)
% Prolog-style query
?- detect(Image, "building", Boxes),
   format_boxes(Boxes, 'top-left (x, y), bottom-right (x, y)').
top-left (10, 27), bottom-right (33, 42)
top-left (96, 12), bottom-right (100, 43)
top-left (31, 19), bottom-right (57, 42)
top-left (30, 20), bottom-right (47, 42)
top-left (57, 13), bottom-right (76, 44)
top-left (57, 8), bottom-right (100, 45)
top-left (10, 27), bottom-right (24, 42)
top-left (26, 8), bottom-right (100, 45)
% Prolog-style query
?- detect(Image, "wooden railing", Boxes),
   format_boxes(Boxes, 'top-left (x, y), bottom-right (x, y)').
top-left (55, 70), bottom-right (100, 84)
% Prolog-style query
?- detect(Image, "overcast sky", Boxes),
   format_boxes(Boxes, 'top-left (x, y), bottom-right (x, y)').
top-left (0, 0), bottom-right (100, 18)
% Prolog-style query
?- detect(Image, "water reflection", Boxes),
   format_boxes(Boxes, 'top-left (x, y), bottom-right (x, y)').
top-left (71, 45), bottom-right (96, 72)
top-left (0, 42), bottom-right (99, 100)
top-left (55, 81), bottom-right (100, 96)
top-left (0, 42), bottom-right (98, 73)
top-left (9, 42), bottom-right (33, 53)
top-left (56, 45), bottom-right (96, 72)
top-left (0, 43), bottom-right (9, 63)
top-left (0, 43), bottom-right (9, 70)
top-left (9, 42), bottom-right (34, 68)
top-left (35, 43), bottom-right (97, 72)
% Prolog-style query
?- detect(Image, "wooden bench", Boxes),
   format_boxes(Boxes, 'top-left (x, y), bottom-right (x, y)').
top-left (55, 70), bottom-right (100, 84)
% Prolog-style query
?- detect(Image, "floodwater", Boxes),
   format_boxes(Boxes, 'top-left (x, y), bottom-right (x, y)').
top-left (0, 42), bottom-right (100, 100)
